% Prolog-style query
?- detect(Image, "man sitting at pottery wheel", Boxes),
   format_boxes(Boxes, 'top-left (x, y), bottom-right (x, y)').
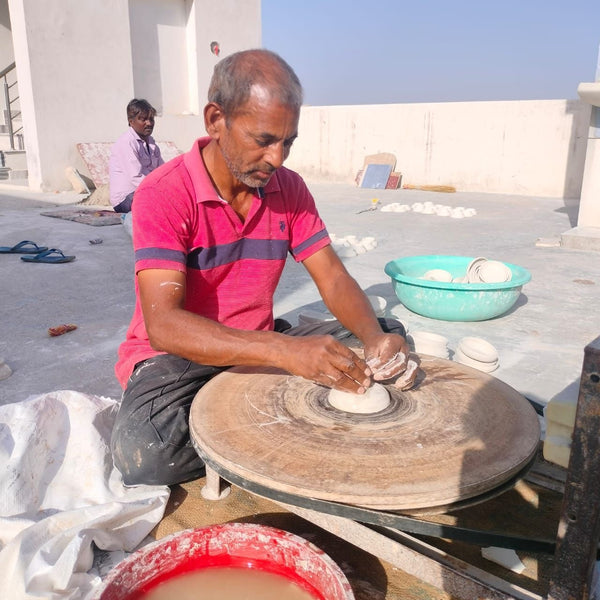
top-left (111, 49), bottom-right (417, 487)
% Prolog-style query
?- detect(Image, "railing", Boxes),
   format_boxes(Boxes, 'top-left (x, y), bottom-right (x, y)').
top-left (1, 62), bottom-right (22, 150)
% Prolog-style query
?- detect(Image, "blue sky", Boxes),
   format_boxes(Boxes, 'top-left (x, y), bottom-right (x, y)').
top-left (261, 0), bottom-right (600, 105)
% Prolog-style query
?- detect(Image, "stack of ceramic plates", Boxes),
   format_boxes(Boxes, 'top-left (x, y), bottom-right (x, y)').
top-left (455, 337), bottom-right (499, 372)
top-left (408, 331), bottom-right (449, 359)
top-left (466, 258), bottom-right (512, 283)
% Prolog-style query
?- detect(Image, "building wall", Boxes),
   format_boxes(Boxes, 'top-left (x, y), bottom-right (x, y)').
top-left (8, 0), bottom-right (134, 190)
top-left (6, 0), bottom-right (261, 191)
top-left (2, 0), bottom-right (592, 198)
top-left (148, 0), bottom-right (263, 153)
top-left (1, 0), bottom-right (15, 137)
top-left (0, 0), bottom-right (13, 68)
top-left (286, 99), bottom-right (590, 199)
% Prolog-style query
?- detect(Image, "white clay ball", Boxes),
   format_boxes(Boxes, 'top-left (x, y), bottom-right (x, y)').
top-left (328, 383), bottom-right (391, 414)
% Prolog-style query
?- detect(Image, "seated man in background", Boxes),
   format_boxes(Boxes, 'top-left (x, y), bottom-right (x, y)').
top-left (109, 98), bottom-right (164, 235)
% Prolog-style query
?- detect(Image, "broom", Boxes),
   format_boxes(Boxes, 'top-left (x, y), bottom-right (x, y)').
top-left (403, 184), bottom-right (456, 193)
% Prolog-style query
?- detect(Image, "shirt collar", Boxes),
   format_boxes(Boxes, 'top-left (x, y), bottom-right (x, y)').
top-left (128, 126), bottom-right (154, 145)
top-left (184, 137), bottom-right (277, 203)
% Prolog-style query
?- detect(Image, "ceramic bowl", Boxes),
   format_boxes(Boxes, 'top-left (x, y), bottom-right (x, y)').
top-left (457, 336), bottom-right (499, 363)
top-left (422, 269), bottom-right (453, 282)
top-left (367, 295), bottom-right (387, 316)
top-left (410, 330), bottom-right (449, 358)
top-left (478, 260), bottom-right (513, 283)
top-left (407, 336), bottom-right (449, 355)
top-left (454, 347), bottom-right (499, 373)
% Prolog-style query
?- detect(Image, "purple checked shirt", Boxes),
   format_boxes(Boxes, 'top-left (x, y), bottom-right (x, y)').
top-left (109, 127), bottom-right (164, 209)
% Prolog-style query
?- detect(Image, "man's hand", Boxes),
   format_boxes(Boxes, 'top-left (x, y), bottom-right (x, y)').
top-left (301, 246), bottom-right (419, 391)
top-left (364, 333), bottom-right (418, 390)
top-left (280, 335), bottom-right (372, 393)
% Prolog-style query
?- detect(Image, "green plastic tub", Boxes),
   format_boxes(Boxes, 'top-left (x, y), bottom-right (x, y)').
top-left (384, 255), bottom-right (531, 322)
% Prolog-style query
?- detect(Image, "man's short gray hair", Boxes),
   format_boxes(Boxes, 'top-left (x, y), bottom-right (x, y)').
top-left (208, 49), bottom-right (303, 119)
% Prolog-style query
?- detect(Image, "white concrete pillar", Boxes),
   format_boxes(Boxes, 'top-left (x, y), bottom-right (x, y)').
top-left (561, 46), bottom-right (600, 250)
top-left (576, 101), bottom-right (600, 227)
top-left (576, 46), bottom-right (600, 227)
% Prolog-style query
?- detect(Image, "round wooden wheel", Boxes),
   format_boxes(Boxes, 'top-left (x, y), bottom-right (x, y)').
top-left (190, 356), bottom-right (540, 512)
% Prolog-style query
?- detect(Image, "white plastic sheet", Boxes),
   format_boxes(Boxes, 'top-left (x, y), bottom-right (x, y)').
top-left (0, 391), bottom-right (170, 600)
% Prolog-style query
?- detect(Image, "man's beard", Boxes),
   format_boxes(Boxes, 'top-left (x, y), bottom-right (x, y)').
top-left (221, 146), bottom-right (274, 188)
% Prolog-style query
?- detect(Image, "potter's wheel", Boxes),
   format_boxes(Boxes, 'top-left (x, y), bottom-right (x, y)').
top-left (189, 356), bottom-right (540, 514)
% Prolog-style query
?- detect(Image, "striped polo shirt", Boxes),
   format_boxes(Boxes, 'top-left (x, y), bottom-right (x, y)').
top-left (115, 137), bottom-right (330, 388)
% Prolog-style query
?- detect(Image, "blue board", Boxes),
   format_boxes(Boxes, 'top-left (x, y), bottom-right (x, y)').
top-left (360, 163), bottom-right (393, 189)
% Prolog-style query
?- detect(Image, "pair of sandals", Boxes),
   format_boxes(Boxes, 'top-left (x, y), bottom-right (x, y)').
top-left (0, 240), bottom-right (76, 263)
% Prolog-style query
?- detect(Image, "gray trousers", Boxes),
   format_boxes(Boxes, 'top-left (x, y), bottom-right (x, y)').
top-left (110, 318), bottom-right (405, 486)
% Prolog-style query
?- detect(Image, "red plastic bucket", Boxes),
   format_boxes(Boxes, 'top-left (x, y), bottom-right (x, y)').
top-left (92, 523), bottom-right (355, 600)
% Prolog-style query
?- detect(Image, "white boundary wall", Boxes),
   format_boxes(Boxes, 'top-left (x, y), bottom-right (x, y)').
top-left (287, 99), bottom-right (590, 199)
top-left (6, 0), bottom-right (260, 191)
top-left (3, 0), bottom-right (592, 198)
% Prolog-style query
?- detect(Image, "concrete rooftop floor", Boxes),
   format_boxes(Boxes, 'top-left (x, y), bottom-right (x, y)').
top-left (1, 182), bottom-right (599, 599)
top-left (0, 183), bottom-right (596, 411)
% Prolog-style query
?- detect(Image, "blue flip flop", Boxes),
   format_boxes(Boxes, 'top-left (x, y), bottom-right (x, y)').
top-left (21, 248), bottom-right (76, 263)
top-left (0, 240), bottom-right (48, 254)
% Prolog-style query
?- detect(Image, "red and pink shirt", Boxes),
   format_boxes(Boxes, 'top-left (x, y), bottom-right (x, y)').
top-left (115, 137), bottom-right (330, 388)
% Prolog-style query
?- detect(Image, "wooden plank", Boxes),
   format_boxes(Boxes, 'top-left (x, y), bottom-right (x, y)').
top-left (363, 152), bottom-right (397, 170)
top-left (386, 171), bottom-right (403, 189)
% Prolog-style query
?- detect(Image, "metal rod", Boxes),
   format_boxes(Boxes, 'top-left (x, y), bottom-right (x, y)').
top-left (0, 62), bottom-right (16, 80)
top-left (281, 503), bottom-right (542, 600)
top-left (199, 453), bottom-right (557, 554)
top-left (3, 79), bottom-right (14, 150)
